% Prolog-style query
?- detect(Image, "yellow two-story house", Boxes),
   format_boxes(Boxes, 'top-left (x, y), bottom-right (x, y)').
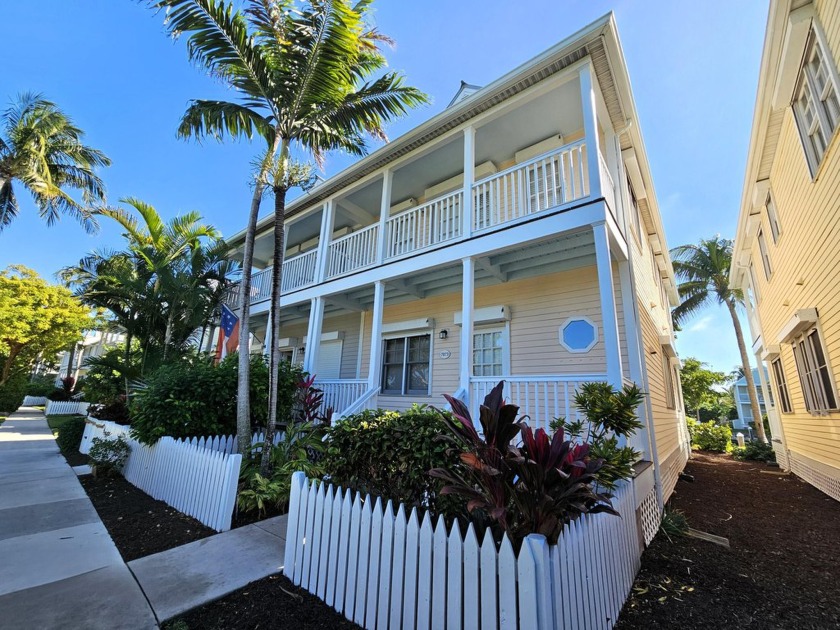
top-left (224, 14), bottom-right (690, 521)
top-left (732, 0), bottom-right (840, 501)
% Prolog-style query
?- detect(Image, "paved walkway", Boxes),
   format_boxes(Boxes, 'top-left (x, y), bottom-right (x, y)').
top-left (0, 407), bottom-right (156, 629)
top-left (0, 407), bottom-right (289, 627)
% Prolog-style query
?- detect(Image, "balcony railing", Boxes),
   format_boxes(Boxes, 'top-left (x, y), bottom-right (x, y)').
top-left (470, 374), bottom-right (607, 433)
top-left (385, 189), bottom-right (463, 259)
top-left (229, 140), bottom-right (621, 308)
top-left (316, 379), bottom-right (367, 417)
top-left (326, 223), bottom-right (379, 279)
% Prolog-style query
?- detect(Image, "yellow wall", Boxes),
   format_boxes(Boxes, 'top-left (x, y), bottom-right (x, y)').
top-left (748, 0), bottom-right (840, 472)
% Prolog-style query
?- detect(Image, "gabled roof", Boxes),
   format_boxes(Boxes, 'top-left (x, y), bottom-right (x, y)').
top-left (447, 81), bottom-right (483, 108)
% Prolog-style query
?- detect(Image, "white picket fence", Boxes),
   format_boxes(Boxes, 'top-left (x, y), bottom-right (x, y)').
top-left (178, 431), bottom-right (282, 455)
top-left (80, 420), bottom-right (241, 531)
top-left (284, 472), bottom-right (642, 629)
top-left (45, 400), bottom-right (90, 416)
top-left (22, 395), bottom-right (47, 406)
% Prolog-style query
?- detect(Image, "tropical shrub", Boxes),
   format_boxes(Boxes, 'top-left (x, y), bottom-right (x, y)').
top-left (551, 382), bottom-right (644, 490)
top-left (0, 369), bottom-right (27, 412)
top-left (56, 416), bottom-right (86, 453)
top-left (89, 434), bottom-right (131, 477)
top-left (732, 440), bottom-right (776, 463)
top-left (238, 421), bottom-right (326, 515)
top-left (25, 375), bottom-right (57, 397)
top-left (47, 388), bottom-right (71, 402)
top-left (88, 398), bottom-right (131, 424)
top-left (430, 383), bottom-right (617, 545)
top-left (323, 405), bottom-right (466, 513)
top-left (687, 419), bottom-right (732, 452)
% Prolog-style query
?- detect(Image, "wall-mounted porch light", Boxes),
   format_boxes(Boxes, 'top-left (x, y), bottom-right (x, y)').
top-left (439, 329), bottom-right (448, 340)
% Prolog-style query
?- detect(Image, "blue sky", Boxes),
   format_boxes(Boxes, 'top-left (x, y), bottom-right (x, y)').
top-left (0, 0), bottom-right (769, 373)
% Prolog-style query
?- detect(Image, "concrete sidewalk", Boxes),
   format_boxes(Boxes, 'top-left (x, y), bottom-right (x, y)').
top-left (0, 407), bottom-right (156, 629)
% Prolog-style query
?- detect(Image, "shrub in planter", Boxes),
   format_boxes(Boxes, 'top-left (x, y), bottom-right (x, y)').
top-left (733, 440), bottom-right (776, 463)
top-left (687, 419), bottom-right (732, 452)
top-left (88, 434), bottom-right (131, 477)
top-left (430, 383), bottom-right (616, 545)
top-left (323, 405), bottom-right (466, 513)
top-left (56, 416), bottom-right (86, 453)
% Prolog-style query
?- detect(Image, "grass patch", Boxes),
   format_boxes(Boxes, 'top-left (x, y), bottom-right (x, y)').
top-left (47, 414), bottom-right (84, 436)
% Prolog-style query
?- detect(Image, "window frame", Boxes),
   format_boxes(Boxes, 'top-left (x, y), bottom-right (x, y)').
top-left (472, 325), bottom-right (510, 377)
top-left (757, 227), bottom-right (773, 280)
top-left (771, 357), bottom-right (793, 414)
top-left (560, 316), bottom-right (598, 353)
top-left (381, 333), bottom-right (432, 396)
top-left (663, 355), bottom-right (676, 410)
top-left (792, 24), bottom-right (840, 176)
top-left (765, 193), bottom-right (782, 244)
top-left (791, 324), bottom-right (838, 414)
top-left (749, 263), bottom-right (761, 303)
top-left (626, 174), bottom-right (643, 246)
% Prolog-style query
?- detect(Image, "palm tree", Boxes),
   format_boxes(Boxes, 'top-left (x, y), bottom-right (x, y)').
top-left (0, 93), bottom-right (110, 234)
top-left (148, 0), bottom-right (427, 463)
top-left (671, 237), bottom-right (767, 443)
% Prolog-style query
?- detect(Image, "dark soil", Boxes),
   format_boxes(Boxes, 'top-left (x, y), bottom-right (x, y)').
top-left (80, 475), bottom-right (215, 561)
top-left (617, 451), bottom-right (840, 629)
top-left (61, 448), bottom-right (88, 467)
top-left (163, 573), bottom-right (361, 630)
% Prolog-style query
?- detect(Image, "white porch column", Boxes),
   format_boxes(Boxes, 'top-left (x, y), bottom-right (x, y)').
top-left (593, 221), bottom-right (622, 387)
top-left (303, 297), bottom-right (325, 376)
top-left (315, 201), bottom-right (335, 282)
top-left (367, 281), bottom-right (385, 391)
top-left (377, 170), bottom-right (392, 263)
top-left (579, 63), bottom-right (602, 201)
top-left (462, 126), bottom-right (475, 239)
top-left (460, 257), bottom-right (475, 398)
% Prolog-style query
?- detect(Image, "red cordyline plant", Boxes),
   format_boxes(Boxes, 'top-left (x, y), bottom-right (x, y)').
top-left (430, 381), bottom-right (617, 545)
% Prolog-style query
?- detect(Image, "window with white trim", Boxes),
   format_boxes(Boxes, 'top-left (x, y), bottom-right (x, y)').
top-left (663, 356), bottom-right (676, 410)
top-left (771, 357), bottom-right (792, 413)
top-left (757, 228), bottom-right (772, 280)
top-left (627, 175), bottom-right (643, 244)
top-left (765, 193), bottom-right (781, 243)
top-left (749, 263), bottom-right (761, 302)
top-left (473, 328), bottom-right (505, 376)
top-left (382, 334), bottom-right (430, 395)
top-left (793, 26), bottom-right (840, 174)
top-left (791, 326), bottom-right (837, 413)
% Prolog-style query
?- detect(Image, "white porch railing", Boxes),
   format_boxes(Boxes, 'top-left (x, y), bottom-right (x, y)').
top-left (470, 374), bottom-right (608, 432)
top-left (284, 471), bottom-right (642, 630)
top-left (282, 250), bottom-right (318, 292)
top-left (385, 190), bottom-right (463, 259)
top-left (599, 152), bottom-right (617, 223)
top-left (327, 224), bottom-right (379, 278)
top-left (248, 267), bottom-right (273, 304)
top-left (472, 141), bottom-right (588, 232)
top-left (317, 379), bottom-right (368, 417)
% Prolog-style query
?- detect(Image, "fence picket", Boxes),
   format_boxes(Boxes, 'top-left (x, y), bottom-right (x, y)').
top-left (284, 472), bottom-right (306, 579)
top-left (462, 525), bottom-right (480, 630)
top-left (480, 531), bottom-right (499, 630)
top-left (517, 537), bottom-right (539, 629)
top-left (333, 489), bottom-right (353, 611)
top-left (325, 487), bottom-right (344, 607)
top-left (403, 509), bottom-right (422, 630)
top-left (416, 513), bottom-right (434, 630)
top-left (343, 492), bottom-right (363, 620)
top-left (354, 497), bottom-right (374, 627)
top-left (316, 485), bottom-right (334, 600)
top-left (364, 497), bottom-right (384, 628)
top-left (446, 521), bottom-right (463, 630)
top-left (377, 500), bottom-right (395, 630)
top-left (431, 515), bottom-right (448, 629)
top-left (389, 504), bottom-right (407, 629)
top-left (498, 535), bottom-right (517, 630)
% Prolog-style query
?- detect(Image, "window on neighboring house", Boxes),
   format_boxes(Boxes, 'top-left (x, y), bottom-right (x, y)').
top-left (771, 357), bottom-right (793, 413)
top-left (749, 263), bottom-right (761, 302)
top-left (382, 334), bottom-right (431, 395)
top-left (627, 175), bottom-right (643, 244)
top-left (792, 326), bottom-right (837, 413)
top-left (765, 193), bottom-right (781, 243)
top-left (793, 26), bottom-right (840, 174)
top-left (663, 356), bottom-right (676, 409)
top-left (473, 328), bottom-right (506, 376)
top-left (757, 228), bottom-right (772, 280)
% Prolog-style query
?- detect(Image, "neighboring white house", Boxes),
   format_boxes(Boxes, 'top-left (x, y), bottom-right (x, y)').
top-left (733, 367), bottom-right (772, 431)
top-left (221, 14), bottom-right (690, 511)
top-left (55, 330), bottom-right (126, 383)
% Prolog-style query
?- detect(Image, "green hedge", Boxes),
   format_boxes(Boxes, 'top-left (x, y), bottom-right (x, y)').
top-left (56, 416), bottom-right (86, 453)
top-left (687, 419), bottom-right (732, 452)
top-left (323, 405), bottom-right (465, 513)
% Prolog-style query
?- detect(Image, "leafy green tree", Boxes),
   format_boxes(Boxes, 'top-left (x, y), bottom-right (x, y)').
top-left (680, 357), bottom-right (727, 420)
top-left (149, 0), bottom-right (428, 463)
top-left (0, 266), bottom-right (92, 386)
top-left (0, 93), bottom-right (110, 234)
top-left (671, 237), bottom-right (767, 443)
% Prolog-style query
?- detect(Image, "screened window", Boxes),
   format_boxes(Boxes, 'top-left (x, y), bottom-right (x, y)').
top-left (771, 357), bottom-right (792, 413)
top-left (757, 228), bottom-right (772, 280)
top-left (793, 27), bottom-right (840, 174)
top-left (792, 326), bottom-right (837, 413)
top-left (765, 193), bottom-right (781, 243)
top-left (473, 329), bottom-right (504, 376)
top-left (382, 334), bottom-right (430, 395)
top-left (627, 175), bottom-right (643, 244)
top-left (663, 356), bottom-right (676, 410)
top-left (749, 263), bottom-right (761, 303)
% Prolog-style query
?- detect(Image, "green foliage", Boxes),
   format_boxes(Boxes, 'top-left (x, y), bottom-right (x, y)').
top-left (25, 375), bottom-right (57, 397)
top-left (323, 405), bottom-right (465, 513)
top-left (81, 346), bottom-right (141, 403)
top-left (680, 358), bottom-right (727, 417)
top-left (687, 418), bottom-right (732, 452)
top-left (131, 354), bottom-right (270, 444)
top-left (238, 421), bottom-right (326, 516)
top-left (551, 382), bottom-right (645, 490)
top-left (732, 440), bottom-right (776, 463)
top-left (430, 384), bottom-right (617, 545)
top-left (56, 416), bottom-right (86, 453)
top-left (0, 368), bottom-right (27, 412)
top-left (89, 434), bottom-right (131, 477)
top-left (659, 507), bottom-right (689, 541)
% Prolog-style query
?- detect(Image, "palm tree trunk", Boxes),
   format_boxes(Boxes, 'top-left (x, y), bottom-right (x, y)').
top-left (163, 308), bottom-right (174, 360)
top-left (725, 299), bottom-right (767, 443)
top-left (124, 328), bottom-right (133, 400)
top-left (261, 181), bottom-right (288, 474)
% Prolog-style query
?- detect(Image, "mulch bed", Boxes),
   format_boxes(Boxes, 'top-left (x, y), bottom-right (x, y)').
top-left (163, 573), bottom-right (361, 630)
top-left (617, 451), bottom-right (840, 629)
top-left (61, 448), bottom-right (89, 467)
top-left (80, 475), bottom-right (215, 562)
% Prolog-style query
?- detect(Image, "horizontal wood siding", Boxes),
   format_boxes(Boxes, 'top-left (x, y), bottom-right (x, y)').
top-left (273, 312), bottom-right (363, 380)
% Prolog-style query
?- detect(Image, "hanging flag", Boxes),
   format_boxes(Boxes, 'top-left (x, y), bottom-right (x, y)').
top-left (215, 304), bottom-right (240, 364)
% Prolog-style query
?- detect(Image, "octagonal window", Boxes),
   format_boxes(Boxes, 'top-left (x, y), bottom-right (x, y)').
top-left (560, 317), bottom-right (597, 353)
